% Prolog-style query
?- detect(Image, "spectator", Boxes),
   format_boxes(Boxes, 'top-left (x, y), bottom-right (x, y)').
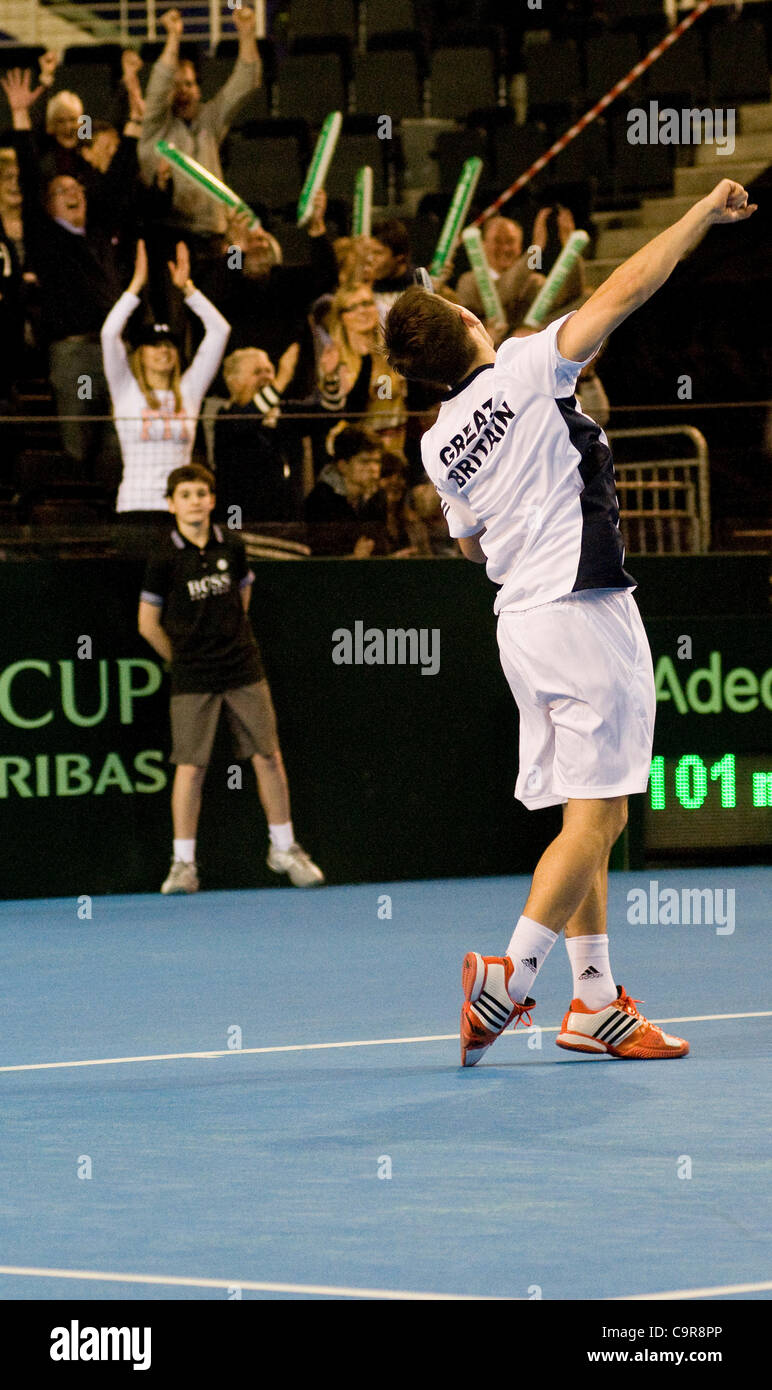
top-left (317, 283), bottom-right (406, 433)
top-left (213, 343), bottom-right (301, 524)
top-left (370, 218), bottom-right (413, 325)
top-left (530, 203), bottom-right (587, 317)
top-left (0, 155), bottom-right (25, 478)
top-left (454, 214), bottom-right (544, 338)
top-left (303, 423), bottom-right (386, 555)
top-left (407, 482), bottom-right (461, 557)
top-left (101, 239), bottom-right (229, 515)
top-left (0, 147), bottom-right (23, 259)
top-left (138, 5), bottom-right (261, 282)
top-left (2, 65), bottom-right (138, 489)
top-left (378, 451), bottom-right (416, 556)
top-left (332, 233), bottom-right (378, 291)
top-left (204, 193), bottom-right (335, 379)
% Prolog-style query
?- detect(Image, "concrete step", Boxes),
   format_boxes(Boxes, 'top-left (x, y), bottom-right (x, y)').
top-left (674, 160), bottom-right (768, 196)
top-left (0, 0), bottom-right (93, 45)
top-left (739, 103), bottom-right (772, 134)
top-left (595, 225), bottom-right (656, 259)
top-left (694, 130), bottom-right (772, 165)
top-left (639, 194), bottom-right (702, 225)
top-left (593, 196), bottom-right (694, 232)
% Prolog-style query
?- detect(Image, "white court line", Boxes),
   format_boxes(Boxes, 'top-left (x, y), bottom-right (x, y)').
top-left (0, 1011), bottom-right (768, 1075)
top-left (0, 1264), bottom-right (504, 1300)
top-left (615, 1279), bottom-right (772, 1300)
top-left (0, 1264), bottom-right (768, 1301)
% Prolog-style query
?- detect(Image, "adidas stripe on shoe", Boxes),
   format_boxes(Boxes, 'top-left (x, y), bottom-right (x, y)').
top-left (556, 986), bottom-right (689, 1059)
top-left (460, 952), bottom-right (535, 1068)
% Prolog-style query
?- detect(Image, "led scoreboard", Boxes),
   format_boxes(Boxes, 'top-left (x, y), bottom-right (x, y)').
top-left (645, 752), bottom-right (772, 849)
top-left (636, 617), bottom-right (772, 860)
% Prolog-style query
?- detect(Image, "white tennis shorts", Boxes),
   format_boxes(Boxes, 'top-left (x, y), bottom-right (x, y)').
top-left (497, 588), bottom-right (656, 809)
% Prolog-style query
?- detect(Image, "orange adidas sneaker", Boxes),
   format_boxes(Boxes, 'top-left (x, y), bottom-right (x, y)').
top-left (556, 986), bottom-right (689, 1059)
top-left (460, 952), bottom-right (535, 1067)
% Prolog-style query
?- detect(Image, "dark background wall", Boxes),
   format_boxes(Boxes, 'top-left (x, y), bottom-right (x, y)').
top-left (0, 553), bottom-right (769, 898)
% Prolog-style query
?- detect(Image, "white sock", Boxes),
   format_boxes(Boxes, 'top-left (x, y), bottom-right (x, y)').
top-left (505, 916), bottom-right (559, 1003)
top-left (269, 821), bottom-right (295, 853)
top-left (173, 838), bottom-right (196, 864)
top-left (565, 935), bottom-right (617, 1009)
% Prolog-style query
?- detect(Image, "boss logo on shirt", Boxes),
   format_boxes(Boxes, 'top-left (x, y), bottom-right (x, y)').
top-left (217, 558), bottom-right (229, 570)
top-left (439, 398), bottom-right (516, 489)
top-left (187, 573), bottom-right (232, 600)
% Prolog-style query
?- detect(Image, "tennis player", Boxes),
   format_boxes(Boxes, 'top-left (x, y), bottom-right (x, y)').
top-left (384, 178), bottom-right (756, 1066)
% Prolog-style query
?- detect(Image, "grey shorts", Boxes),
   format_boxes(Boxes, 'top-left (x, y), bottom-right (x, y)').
top-left (170, 681), bottom-right (279, 766)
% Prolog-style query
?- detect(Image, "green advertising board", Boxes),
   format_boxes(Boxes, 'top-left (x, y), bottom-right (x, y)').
top-left (0, 554), bottom-right (769, 898)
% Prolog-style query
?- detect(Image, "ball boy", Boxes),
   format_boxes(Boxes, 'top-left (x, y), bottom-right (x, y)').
top-left (138, 463), bottom-right (324, 891)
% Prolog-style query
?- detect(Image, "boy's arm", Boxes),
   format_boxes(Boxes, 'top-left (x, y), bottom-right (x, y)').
top-left (138, 600), bottom-right (174, 662)
top-left (240, 582), bottom-right (252, 614)
top-left (557, 179), bottom-right (756, 364)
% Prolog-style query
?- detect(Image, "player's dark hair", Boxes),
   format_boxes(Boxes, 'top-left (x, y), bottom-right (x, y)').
top-left (384, 286), bottom-right (477, 388)
top-left (332, 425), bottom-right (383, 463)
top-left (371, 218), bottom-right (410, 261)
top-left (165, 464), bottom-right (215, 497)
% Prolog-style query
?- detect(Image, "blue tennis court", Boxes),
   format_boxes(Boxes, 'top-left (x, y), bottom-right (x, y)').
top-left (1, 867), bottom-right (769, 1301)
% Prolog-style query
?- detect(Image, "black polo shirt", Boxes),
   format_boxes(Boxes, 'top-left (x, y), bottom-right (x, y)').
top-left (141, 525), bottom-right (264, 695)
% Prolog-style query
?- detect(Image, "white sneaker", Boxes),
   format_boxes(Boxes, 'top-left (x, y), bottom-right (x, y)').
top-left (161, 859), bottom-right (199, 894)
top-left (266, 843), bottom-right (325, 887)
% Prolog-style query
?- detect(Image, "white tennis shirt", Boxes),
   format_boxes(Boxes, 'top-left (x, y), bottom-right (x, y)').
top-left (420, 313), bottom-right (635, 613)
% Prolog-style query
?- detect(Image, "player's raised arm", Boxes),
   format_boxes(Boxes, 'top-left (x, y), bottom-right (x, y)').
top-left (557, 179), bottom-right (757, 365)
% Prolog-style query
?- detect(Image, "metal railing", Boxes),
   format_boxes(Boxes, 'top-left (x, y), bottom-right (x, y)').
top-left (608, 425), bottom-right (710, 555)
top-left (0, 3), bottom-right (266, 48)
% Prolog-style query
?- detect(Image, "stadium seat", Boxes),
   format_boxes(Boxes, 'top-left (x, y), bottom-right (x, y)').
top-left (643, 25), bottom-right (709, 107)
top-left (432, 127), bottom-right (490, 196)
top-left (544, 116), bottom-right (611, 198)
top-left (61, 65), bottom-right (116, 121)
top-left (585, 32), bottom-right (642, 105)
top-left (364, 0), bottom-right (420, 46)
top-left (274, 53), bottom-right (348, 121)
top-left (287, 0), bottom-right (358, 43)
top-left (223, 120), bottom-right (309, 213)
top-left (525, 39), bottom-right (583, 121)
top-left (609, 110), bottom-right (674, 196)
top-left (491, 123), bottom-right (548, 191)
top-left (353, 48), bottom-right (424, 120)
top-left (606, 0), bottom-right (674, 21)
top-left (428, 46), bottom-right (500, 121)
top-left (323, 124), bottom-right (389, 205)
top-left (708, 16), bottom-right (770, 105)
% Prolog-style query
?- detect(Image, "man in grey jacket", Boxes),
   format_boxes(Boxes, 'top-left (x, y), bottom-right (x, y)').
top-left (139, 6), bottom-right (260, 249)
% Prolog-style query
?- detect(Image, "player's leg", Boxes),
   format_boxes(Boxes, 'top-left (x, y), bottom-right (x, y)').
top-left (161, 693), bottom-right (220, 893)
top-left (171, 763), bottom-right (207, 839)
top-left (221, 681), bottom-right (324, 887)
top-left (251, 747), bottom-right (290, 827)
top-left (560, 824), bottom-right (618, 1009)
top-left (498, 794), bottom-right (624, 1014)
top-left (521, 795), bottom-right (626, 933)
